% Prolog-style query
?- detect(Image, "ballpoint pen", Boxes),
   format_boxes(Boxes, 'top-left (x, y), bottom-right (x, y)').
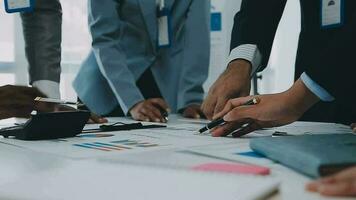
top-left (198, 97), bottom-right (260, 134)
top-left (34, 97), bottom-right (84, 106)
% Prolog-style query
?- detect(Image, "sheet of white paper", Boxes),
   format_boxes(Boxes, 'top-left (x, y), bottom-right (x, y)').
top-left (255, 121), bottom-right (353, 136)
top-left (0, 160), bottom-right (280, 200)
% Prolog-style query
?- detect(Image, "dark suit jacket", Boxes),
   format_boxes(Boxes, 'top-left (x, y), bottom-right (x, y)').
top-left (231, 0), bottom-right (356, 124)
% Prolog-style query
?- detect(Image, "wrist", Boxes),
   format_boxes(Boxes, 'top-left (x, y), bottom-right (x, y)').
top-left (227, 59), bottom-right (252, 75)
top-left (225, 59), bottom-right (252, 84)
top-left (284, 79), bottom-right (320, 116)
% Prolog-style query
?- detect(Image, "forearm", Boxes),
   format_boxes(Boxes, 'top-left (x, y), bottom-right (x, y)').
top-left (283, 78), bottom-right (320, 117)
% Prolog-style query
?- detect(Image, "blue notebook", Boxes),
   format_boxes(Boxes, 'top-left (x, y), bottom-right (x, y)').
top-left (250, 134), bottom-right (356, 177)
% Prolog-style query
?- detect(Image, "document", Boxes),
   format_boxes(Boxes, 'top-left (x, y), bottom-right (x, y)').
top-left (0, 160), bottom-right (280, 200)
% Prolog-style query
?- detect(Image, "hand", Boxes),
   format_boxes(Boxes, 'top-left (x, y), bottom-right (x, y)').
top-left (129, 98), bottom-right (170, 123)
top-left (201, 60), bottom-right (252, 120)
top-left (352, 123), bottom-right (356, 133)
top-left (211, 79), bottom-right (320, 137)
top-left (182, 104), bottom-right (205, 119)
top-left (54, 105), bottom-right (107, 124)
top-left (0, 85), bottom-right (46, 119)
top-left (306, 166), bottom-right (356, 197)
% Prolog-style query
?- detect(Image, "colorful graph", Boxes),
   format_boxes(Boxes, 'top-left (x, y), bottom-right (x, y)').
top-left (73, 139), bottom-right (160, 152)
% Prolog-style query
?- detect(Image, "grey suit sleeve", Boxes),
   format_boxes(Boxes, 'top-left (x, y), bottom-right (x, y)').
top-left (21, 0), bottom-right (62, 84)
top-left (88, 0), bottom-right (144, 114)
top-left (177, 0), bottom-right (210, 111)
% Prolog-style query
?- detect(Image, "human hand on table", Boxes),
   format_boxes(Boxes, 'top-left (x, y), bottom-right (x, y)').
top-left (0, 85), bottom-right (47, 119)
top-left (182, 104), bottom-right (205, 119)
top-left (201, 60), bottom-right (252, 120)
top-left (211, 79), bottom-right (319, 137)
top-left (54, 105), bottom-right (107, 124)
top-left (352, 123), bottom-right (356, 133)
top-left (0, 85), bottom-right (107, 123)
top-left (129, 98), bottom-right (170, 123)
top-left (306, 166), bottom-right (356, 197)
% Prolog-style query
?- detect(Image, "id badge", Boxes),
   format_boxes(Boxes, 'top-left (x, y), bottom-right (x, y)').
top-left (4, 0), bottom-right (34, 13)
top-left (321, 0), bottom-right (344, 28)
top-left (157, 7), bottom-right (172, 48)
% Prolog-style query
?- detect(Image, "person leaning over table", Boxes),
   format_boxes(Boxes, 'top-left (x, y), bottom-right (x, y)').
top-left (201, 0), bottom-right (356, 125)
top-left (206, 0), bottom-right (356, 197)
top-left (73, 0), bottom-right (210, 123)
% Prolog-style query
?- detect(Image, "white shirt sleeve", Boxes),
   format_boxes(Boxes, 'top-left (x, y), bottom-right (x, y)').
top-left (32, 80), bottom-right (61, 99)
top-left (300, 72), bottom-right (335, 102)
top-left (227, 44), bottom-right (262, 77)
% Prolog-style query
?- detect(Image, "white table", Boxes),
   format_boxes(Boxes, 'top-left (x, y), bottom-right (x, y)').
top-left (0, 116), bottom-right (352, 200)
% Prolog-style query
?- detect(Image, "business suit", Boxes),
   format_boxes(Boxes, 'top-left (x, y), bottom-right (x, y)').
top-left (74, 0), bottom-right (210, 115)
top-left (20, 0), bottom-right (62, 85)
top-left (231, 0), bottom-right (356, 124)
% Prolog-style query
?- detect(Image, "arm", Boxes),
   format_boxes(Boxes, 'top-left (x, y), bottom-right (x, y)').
top-left (201, 0), bottom-right (287, 119)
top-left (88, 0), bottom-right (144, 115)
top-left (229, 0), bottom-right (288, 75)
top-left (177, 0), bottom-right (210, 111)
top-left (20, 0), bottom-right (62, 98)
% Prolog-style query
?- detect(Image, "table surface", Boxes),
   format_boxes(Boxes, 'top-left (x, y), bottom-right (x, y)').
top-left (0, 116), bottom-right (352, 200)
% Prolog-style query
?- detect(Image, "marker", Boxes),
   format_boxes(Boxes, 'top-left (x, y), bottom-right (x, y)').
top-left (34, 97), bottom-right (83, 106)
top-left (198, 97), bottom-right (260, 134)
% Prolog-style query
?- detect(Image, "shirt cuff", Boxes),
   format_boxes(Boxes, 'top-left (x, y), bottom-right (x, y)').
top-left (300, 72), bottom-right (335, 102)
top-left (32, 80), bottom-right (60, 99)
top-left (227, 44), bottom-right (262, 77)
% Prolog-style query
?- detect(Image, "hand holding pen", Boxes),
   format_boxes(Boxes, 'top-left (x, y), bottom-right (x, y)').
top-left (199, 97), bottom-right (260, 135)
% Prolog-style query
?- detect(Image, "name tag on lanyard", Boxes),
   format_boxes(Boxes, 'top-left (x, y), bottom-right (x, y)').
top-left (321, 0), bottom-right (344, 28)
top-left (4, 0), bottom-right (34, 13)
top-left (157, 0), bottom-right (172, 48)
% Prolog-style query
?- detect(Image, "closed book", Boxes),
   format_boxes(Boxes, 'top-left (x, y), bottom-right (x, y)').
top-left (250, 134), bottom-right (356, 177)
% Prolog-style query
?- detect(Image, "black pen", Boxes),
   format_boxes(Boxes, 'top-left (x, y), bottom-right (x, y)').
top-left (198, 97), bottom-right (260, 134)
top-left (157, 107), bottom-right (169, 122)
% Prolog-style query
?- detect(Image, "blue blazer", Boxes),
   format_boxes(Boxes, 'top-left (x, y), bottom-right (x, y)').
top-left (73, 0), bottom-right (210, 115)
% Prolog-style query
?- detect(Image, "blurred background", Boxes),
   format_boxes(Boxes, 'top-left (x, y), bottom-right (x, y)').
top-left (0, 0), bottom-right (300, 101)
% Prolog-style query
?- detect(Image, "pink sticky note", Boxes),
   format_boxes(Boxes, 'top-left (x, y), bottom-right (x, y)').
top-left (192, 163), bottom-right (270, 175)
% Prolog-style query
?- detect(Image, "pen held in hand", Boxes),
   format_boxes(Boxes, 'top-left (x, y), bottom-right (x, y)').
top-left (34, 97), bottom-right (84, 106)
top-left (198, 97), bottom-right (260, 134)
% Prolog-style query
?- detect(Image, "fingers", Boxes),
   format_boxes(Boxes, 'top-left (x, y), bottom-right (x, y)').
top-left (183, 106), bottom-right (203, 119)
top-left (232, 122), bottom-right (260, 137)
top-left (211, 120), bottom-right (246, 137)
top-left (141, 104), bottom-right (166, 122)
top-left (88, 113), bottom-right (108, 124)
top-left (306, 166), bottom-right (356, 197)
top-left (132, 112), bottom-right (150, 122)
top-left (213, 97), bottom-right (228, 119)
top-left (201, 96), bottom-right (217, 120)
top-left (351, 123), bottom-right (356, 133)
top-left (316, 180), bottom-right (356, 196)
top-left (223, 106), bottom-right (253, 122)
top-left (327, 166), bottom-right (356, 182)
top-left (150, 98), bottom-right (170, 112)
top-left (213, 96), bottom-right (253, 120)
